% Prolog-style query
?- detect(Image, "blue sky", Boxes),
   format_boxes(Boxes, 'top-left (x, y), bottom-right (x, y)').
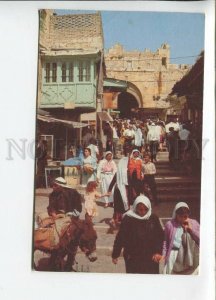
top-left (55, 10), bottom-right (205, 65)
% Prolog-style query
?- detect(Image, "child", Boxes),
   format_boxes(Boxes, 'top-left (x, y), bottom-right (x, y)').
top-left (84, 181), bottom-right (110, 219)
top-left (142, 153), bottom-right (159, 206)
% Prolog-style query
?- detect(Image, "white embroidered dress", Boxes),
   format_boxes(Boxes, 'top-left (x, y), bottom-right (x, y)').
top-left (97, 153), bottom-right (117, 204)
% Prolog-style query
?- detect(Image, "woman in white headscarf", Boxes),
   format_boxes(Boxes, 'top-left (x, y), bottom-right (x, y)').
top-left (97, 151), bottom-right (117, 208)
top-left (161, 202), bottom-right (200, 274)
top-left (81, 147), bottom-right (97, 187)
top-left (112, 195), bottom-right (164, 273)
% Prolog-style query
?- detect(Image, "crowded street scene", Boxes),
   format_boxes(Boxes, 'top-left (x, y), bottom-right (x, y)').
top-left (1, 1), bottom-right (215, 300)
top-left (33, 9), bottom-right (203, 275)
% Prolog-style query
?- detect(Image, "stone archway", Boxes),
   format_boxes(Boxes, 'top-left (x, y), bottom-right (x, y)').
top-left (126, 81), bottom-right (143, 108)
top-left (118, 92), bottom-right (139, 118)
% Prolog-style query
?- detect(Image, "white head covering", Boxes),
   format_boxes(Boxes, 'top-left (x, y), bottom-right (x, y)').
top-left (172, 202), bottom-right (189, 219)
top-left (54, 177), bottom-right (73, 189)
top-left (125, 194), bottom-right (152, 220)
top-left (54, 177), bottom-right (67, 187)
top-left (130, 149), bottom-right (141, 159)
top-left (105, 151), bottom-right (113, 160)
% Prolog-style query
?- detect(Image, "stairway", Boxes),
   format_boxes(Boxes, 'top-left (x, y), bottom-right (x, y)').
top-left (155, 151), bottom-right (201, 204)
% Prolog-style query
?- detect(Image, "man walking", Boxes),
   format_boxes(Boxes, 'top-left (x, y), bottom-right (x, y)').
top-left (147, 122), bottom-right (160, 162)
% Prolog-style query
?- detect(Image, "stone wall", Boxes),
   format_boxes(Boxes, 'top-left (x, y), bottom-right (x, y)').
top-left (39, 10), bottom-right (103, 52)
top-left (105, 44), bottom-right (190, 109)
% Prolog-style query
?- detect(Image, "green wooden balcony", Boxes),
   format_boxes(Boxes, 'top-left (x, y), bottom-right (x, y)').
top-left (40, 58), bottom-right (98, 110)
top-left (40, 82), bottom-right (96, 110)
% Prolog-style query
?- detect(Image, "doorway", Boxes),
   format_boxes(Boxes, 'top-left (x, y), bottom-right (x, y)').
top-left (117, 92), bottom-right (139, 118)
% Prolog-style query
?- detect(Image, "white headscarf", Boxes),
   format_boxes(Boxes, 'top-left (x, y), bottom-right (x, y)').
top-left (172, 202), bottom-right (189, 219)
top-left (130, 149), bottom-right (141, 160)
top-left (105, 151), bottom-right (113, 160)
top-left (124, 194), bottom-right (152, 220)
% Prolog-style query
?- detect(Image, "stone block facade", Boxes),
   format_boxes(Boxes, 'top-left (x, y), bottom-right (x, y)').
top-left (105, 43), bottom-right (190, 109)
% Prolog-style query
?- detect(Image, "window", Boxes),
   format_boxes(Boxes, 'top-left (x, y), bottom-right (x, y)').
top-left (45, 62), bottom-right (57, 82)
top-left (162, 57), bottom-right (167, 66)
top-left (44, 61), bottom-right (76, 83)
top-left (52, 63), bottom-right (57, 82)
top-left (94, 64), bottom-right (96, 79)
top-left (61, 63), bottom-right (66, 82)
top-left (45, 63), bottom-right (50, 83)
top-left (78, 61), bottom-right (91, 82)
top-left (85, 62), bottom-right (91, 81)
top-left (69, 63), bottom-right (74, 82)
top-left (78, 62), bottom-right (84, 82)
top-left (127, 60), bottom-right (132, 70)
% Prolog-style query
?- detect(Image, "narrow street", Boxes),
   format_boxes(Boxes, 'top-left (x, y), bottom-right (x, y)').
top-left (34, 150), bottom-right (201, 273)
top-left (1, 5), bottom-right (214, 300)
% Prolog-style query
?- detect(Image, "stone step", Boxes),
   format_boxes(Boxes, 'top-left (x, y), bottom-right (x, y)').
top-left (157, 187), bottom-right (200, 197)
top-left (157, 151), bottom-right (169, 158)
top-left (155, 177), bottom-right (200, 185)
top-left (158, 194), bottom-right (200, 202)
top-left (157, 170), bottom-right (188, 176)
top-left (155, 162), bottom-right (171, 166)
top-left (156, 183), bottom-right (201, 190)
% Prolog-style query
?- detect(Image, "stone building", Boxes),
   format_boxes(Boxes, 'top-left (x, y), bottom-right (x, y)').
top-left (105, 43), bottom-right (190, 119)
top-left (37, 10), bottom-right (104, 160)
top-left (170, 51), bottom-right (204, 129)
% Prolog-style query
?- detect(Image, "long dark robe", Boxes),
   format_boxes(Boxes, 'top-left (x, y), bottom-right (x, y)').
top-left (108, 174), bottom-right (126, 212)
top-left (112, 214), bottom-right (164, 274)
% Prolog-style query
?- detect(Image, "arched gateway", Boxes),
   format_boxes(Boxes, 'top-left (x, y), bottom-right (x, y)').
top-left (103, 78), bottom-right (143, 118)
top-left (118, 92), bottom-right (139, 118)
top-left (117, 81), bottom-right (143, 118)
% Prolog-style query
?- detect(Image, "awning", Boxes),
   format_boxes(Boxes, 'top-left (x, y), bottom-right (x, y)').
top-left (103, 78), bottom-right (127, 89)
top-left (81, 112), bottom-right (96, 122)
top-left (37, 108), bottom-right (50, 116)
top-left (37, 114), bottom-right (88, 128)
top-left (97, 111), bottom-right (113, 122)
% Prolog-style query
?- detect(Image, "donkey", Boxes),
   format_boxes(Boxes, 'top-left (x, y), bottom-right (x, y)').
top-left (34, 214), bottom-right (97, 271)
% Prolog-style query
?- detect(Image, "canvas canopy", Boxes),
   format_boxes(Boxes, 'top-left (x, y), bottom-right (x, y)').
top-left (37, 114), bottom-right (88, 128)
top-left (97, 111), bottom-right (113, 122)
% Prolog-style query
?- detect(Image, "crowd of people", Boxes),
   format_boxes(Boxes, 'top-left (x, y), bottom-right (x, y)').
top-left (41, 176), bottom-right (199, 275)
top-left (81, 116), bottom-right (197, 168)
top-left (77, 116), bottom-right (198, 220)
top-left (35, 116), bottom-right (200, 274)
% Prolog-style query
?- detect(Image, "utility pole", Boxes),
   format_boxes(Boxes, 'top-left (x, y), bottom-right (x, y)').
top-left (96, 50), bottom-right (104, 141)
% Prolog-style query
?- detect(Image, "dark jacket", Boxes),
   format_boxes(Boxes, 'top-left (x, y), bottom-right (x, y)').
top-left (112, 214), bottom-right (164, 261)
top-left (47, 188), bottom-right (82, 216)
